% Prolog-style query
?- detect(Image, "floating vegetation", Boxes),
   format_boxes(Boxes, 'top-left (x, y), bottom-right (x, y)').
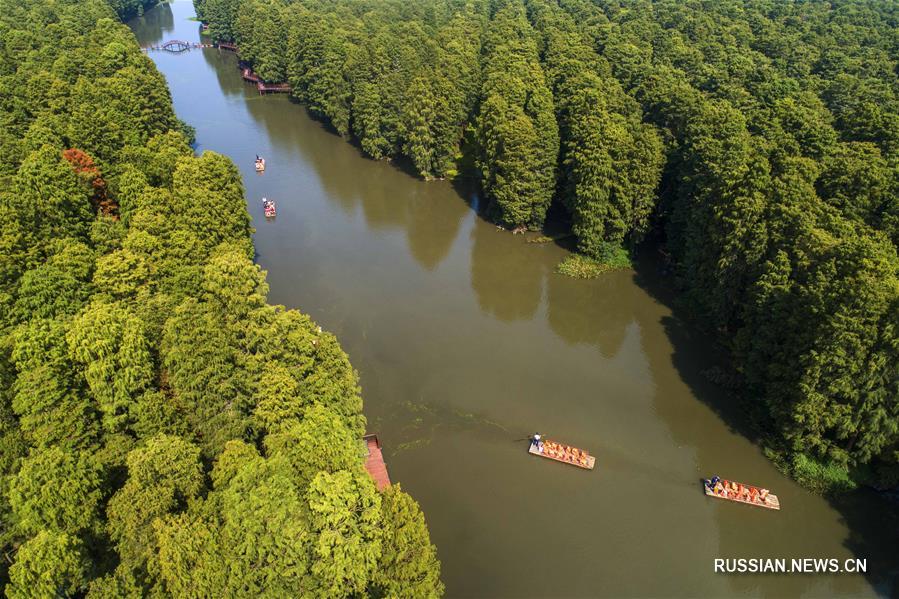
top-left (527, 235), bottom-right (554, 244)
top-left (393, 438), bottom-right (433, 455)
top-left (556, 246), bottom-right (632, 279)
top-left (526, 232), bottom-right (574, 244)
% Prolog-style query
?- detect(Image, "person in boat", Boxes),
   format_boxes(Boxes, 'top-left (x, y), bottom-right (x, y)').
top-left (707, 475), bottom-right (721, 491)
top-left (531, 433), bottom-right (543, 453)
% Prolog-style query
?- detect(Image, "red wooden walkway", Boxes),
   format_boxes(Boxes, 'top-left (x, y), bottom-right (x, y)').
top-left (257, 82), bottom-right (290, 94)
top-left (363, 434), bottom-right (391, 491)
top-left (241, 68), bottom-right (290, 94)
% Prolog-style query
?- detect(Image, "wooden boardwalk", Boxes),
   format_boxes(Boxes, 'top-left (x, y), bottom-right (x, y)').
top-left (257, 82), bottom-right (290, 94)
top-left (363, 434), bottom-right (391, 491)
top-left (242, 67), bottom-right (290, 94)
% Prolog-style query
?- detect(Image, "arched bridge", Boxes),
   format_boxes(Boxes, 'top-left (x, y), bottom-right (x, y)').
top-left (161, 40), bottom-right (193, 52)
top-left (142, 40), bottom-right (214, 52)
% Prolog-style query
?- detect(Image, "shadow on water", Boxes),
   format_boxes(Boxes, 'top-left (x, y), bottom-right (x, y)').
top-left (631, 246), bottom-right (758, 442)
top-left (830, 492), bottom-right (899, 595)
top-left (631, 244), bottom-right (899, 597)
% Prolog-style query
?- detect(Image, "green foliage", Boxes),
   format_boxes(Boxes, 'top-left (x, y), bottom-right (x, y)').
top-left (372, 484), bottom-right (444, 598)
top-left (791, 453), bottom-right (857, 495)
top-left (0, 2), bottom-right (440, 591)
top-left (154, 443), bottom-right (306, 596)
top-left (6, 531), bottom-right (88, 599)
top-left (12, 240), bottom-right (95, 323)
top-left (11, 318), bottom-right (99, 450)
top-left (67, 299), bottom-right (154, 434)
top-left (203, 0), bottom-right (241, 43)
top-left (107, 435), bottom-right (204, 576)
top-left (235, 0), bottom-right (288, 82)
top-left (9, 447), bottom-right (103, 536)
top-left (306, 469), bottom-right (383, 597)
top-left (265, 405), bottom-right (362, 486)
top-left (476, 1), bottom-right (558, 228)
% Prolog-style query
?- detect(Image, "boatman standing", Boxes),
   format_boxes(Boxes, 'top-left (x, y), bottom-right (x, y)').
top-left (532, 433), bottom-right (543, 453)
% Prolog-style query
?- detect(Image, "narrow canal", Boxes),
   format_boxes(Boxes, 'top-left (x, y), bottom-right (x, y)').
top-left (130, 3), bottom-right (898, 596)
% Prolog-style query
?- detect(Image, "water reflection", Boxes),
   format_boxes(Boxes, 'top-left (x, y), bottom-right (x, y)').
top-left (129, 2), bottom-right (174, 45)
top-left (200, 48), bottom-right (248, 99)
top-left (469, 221), bottom-right (545, 321)
top-left (404, 183), bottom-right (471, 271)
top-left (546, 268), bottom-right (634, 358)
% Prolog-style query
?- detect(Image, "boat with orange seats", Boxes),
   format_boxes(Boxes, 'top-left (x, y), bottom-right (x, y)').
top-left (529, 439), bottom-right (595, 470)
top-left (703, 478), bottom-right (780, 510)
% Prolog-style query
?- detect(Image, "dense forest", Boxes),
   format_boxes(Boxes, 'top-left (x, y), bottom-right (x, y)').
top-left (0, 0), bottom-right (443, 596)
top-left (197, 0), bottom-right (899, 492)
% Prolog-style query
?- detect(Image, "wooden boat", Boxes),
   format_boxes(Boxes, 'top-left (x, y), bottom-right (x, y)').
top-left (703, 478), bottom-right (780, 510)
top-left (263, 198), bottom-right (276, 218)
top-left (255, 157), bottom-right (265, 172)
top-left (529, 439), bottom-right (595, 470)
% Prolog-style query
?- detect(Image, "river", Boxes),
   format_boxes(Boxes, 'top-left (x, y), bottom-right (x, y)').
top-left (129, 3), bottom-right (897, 597)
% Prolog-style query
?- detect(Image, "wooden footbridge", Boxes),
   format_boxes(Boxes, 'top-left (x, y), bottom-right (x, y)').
top-left (142, 39), bottom-right (213, 52)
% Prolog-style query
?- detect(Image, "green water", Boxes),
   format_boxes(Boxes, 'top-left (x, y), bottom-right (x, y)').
top-left (130, 3), bottom-right (898, 596)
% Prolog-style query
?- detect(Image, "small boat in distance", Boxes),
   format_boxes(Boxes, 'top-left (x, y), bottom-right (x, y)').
top-left (703, 478), bottom-right (780, 510)
top-left (529, 438), bottom-right (595, 470)
top-left (255, 155), bottom-right (265, 172)
top-left (263, 197), bottom-right (276, 218)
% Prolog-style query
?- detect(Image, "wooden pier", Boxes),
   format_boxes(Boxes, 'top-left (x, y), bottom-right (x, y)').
top-left (241, 67), bottom-right (290, 94)
top-left (363, 434), bottom-right (391, 491)
top-left (256, 82), bottom-right (290, 94)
